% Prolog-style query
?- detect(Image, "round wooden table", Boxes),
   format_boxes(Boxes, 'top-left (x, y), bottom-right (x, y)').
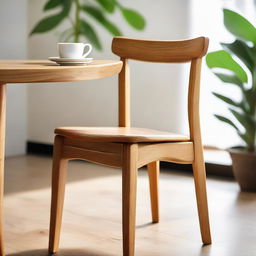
top-left (0, 59), bottom-right (123, 255)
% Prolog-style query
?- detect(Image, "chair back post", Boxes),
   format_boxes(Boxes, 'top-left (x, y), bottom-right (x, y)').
top-left (118, 57), bottom-right (131, 127)
top-left (188, 58), bottom-right (203, 144)
top-left (187, 37), bottom-right (208, 146)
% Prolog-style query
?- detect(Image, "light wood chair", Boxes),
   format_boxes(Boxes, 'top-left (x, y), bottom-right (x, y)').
top-left (48, 37), bottom-right (211, 256)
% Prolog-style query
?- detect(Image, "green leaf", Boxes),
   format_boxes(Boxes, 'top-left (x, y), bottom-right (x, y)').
top-left (62, 0), bottom-right (72, 16)
top-left (213, 72), bottom-right (244, 87)
top-left (44, 0), bottom-right (62, 11)
top-left (229, 108), bottom-right (255, 137)
top-left (221, 40), bottom-right (255, 73)
top-left (214, 114), bottom-right (239, 131)
top-left (80, 20), bottom-right (102, 50)
top-left (252, 68), bottom-right (256, 90)
top-left (213, 92), bottom-right (241, 108)
top-left (238, 132), bottom-right (251, 146)
top-left (30, 13), bottom-right (65, 34)
top-left (237, 133), bottom-right (255, 151)
top-left (95, 0), bottom-right (116, 13)
top-left (82, 6), bottom-right (122, 36)
top-left (120, 8), bottom-right (146, 30)
top-left (223, 9), bottom-right (256, 43)
top-left (243, 89), bottom-right (256, 114)
top-left (206, 50), bottom-right (248, 83)
top-left (30, 0), bottom-right (71, 35)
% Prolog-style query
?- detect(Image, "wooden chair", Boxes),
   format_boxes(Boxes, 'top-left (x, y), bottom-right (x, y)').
top-left (48, 37), bottom-right (211, 256)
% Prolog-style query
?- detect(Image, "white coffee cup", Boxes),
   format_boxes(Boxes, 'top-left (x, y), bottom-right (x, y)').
top-left (58, 43), bottom-right (92, 59)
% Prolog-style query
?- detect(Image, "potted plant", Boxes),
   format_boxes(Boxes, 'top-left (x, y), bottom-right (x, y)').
top-left (206, 9), bottom-right (256, 191)
top-left (30, 0), bottom-right (146, 49)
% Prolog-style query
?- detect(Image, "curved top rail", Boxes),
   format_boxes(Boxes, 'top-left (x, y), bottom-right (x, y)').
top-left (112, 37), bottom-right (209, 63)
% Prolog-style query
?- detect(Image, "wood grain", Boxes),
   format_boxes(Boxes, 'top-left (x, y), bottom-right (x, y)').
top-left (147, 161), bottom-right (159, 223)
top-left (137, 142), bottom-right (194, 168)
top-left (0, 60), bottom-right (122, 83)
top-left (188, 58), bottom-right (211, 244)
top-left (55, 127), bottom-right (189, 143)
top-left (64, 138), bottom-right (123, 153)
top-left (112, 37), bottom-right (209, 63)
top-left (62, 145), bottom-right (123, 168)
top-left (62, 140), bottom-right (123, 167)
top-left (122, 144), bottom-right (138, 256)
top-left (119, 58), bottom-right (131, 127)
top-left (49, 136), bottom-right (68, 254)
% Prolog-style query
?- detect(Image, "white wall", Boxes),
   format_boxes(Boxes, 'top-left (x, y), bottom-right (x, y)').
top-left (0, 0), bottom-right (27, 156)
top-left (0, 0), bottom-right (248, 155)
top-left (27, 0), bottom-right (191, 144)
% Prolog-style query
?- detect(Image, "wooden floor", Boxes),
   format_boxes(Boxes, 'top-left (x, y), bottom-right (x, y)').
top-left (3, 155), bottom-right (256, 256)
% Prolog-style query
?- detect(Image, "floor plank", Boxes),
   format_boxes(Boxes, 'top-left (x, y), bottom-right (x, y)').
top-left (3, 155), bottom-right (256, 256)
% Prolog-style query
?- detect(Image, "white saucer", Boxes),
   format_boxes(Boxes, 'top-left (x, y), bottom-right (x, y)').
top-left (49, 57), bottom-right (93, 66)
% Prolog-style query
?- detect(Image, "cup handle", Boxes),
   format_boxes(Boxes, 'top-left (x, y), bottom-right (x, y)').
top-left (83, 44), bottom-right (92, 58)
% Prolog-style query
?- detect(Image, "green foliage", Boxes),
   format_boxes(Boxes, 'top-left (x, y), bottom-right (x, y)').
top-left (44, 0), bottom-right (62, 11)
top-left (214, 114), bottom-right (239, 131)
top-left (206, 9), bottom-right (256, 152)
top-left (206, 50), bottom-right (248, 83)
top-left (95, 0), bottom-right (116, 13)
top-left (223, 9), bottom-right (256, 43)
top-left (80, 19), bottom-right (102, 49)
top-left (31, 0), bottom-right (71, 34)
top-left (30, 0), bottom-right (146, 49)
top-left (30, 14), bottom-right (65, 34)
top-left (213, 72), bottom-right (243, 87)
top-left (221, 40), bottom-right (255, 72)
top-left (82, 6), bottom-right (121, 37)
top-left (120, 8), bottom-right (146, 30)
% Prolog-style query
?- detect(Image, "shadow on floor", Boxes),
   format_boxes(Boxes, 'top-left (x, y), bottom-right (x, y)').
top-left (4, 155), bottom-right (121, 195)
top-left (4, 154), bottom-right (235, 196)
top-left (8, 248), bottom-right (113, 256)
top-left (8, 246), bottom-right (212, 256)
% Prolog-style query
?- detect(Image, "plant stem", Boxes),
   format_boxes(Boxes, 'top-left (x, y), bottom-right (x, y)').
top-left (74, 0), bottom-right (81, 42)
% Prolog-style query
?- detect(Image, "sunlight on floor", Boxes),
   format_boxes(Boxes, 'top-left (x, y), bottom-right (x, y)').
top-left (4, 155), bottom-right (256, 256)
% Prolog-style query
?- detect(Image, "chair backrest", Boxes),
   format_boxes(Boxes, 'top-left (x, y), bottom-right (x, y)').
top-left (112, 37), bottom-right (209, 141)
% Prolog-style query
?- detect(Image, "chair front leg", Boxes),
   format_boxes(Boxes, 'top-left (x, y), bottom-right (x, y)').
top-left (49, 135), bottom-right (68, 254)
top-left (147, 161), bottom-right (160, 223)
top-left (192, 148), bottom-right (211, 245)
top-left (122, 144), bottom-right (138, 256)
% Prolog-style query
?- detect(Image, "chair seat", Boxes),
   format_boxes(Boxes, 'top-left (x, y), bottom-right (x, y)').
top-left (55, 127), bottom-right (190, 143)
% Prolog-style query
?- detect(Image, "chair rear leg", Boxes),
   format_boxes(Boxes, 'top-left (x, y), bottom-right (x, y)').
top-left (49, 135), bottom-right (68, 254)
top-left (147, 161), bottom-right (159, 223)
top-left (192, 150), bottom-right (211, 245)
top-left (122, 144), bottom-right (138, 256)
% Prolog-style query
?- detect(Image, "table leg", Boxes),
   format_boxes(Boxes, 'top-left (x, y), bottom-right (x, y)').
top-left (0, 84), bottom-right (6, 256)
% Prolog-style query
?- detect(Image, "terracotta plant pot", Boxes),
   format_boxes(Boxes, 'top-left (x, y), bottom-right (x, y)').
top-left (229, 149), bottom-right (256, 192)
